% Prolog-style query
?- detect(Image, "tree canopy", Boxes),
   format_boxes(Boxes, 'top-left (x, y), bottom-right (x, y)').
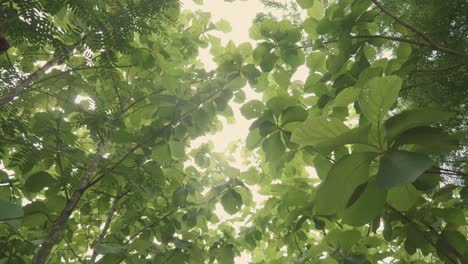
top-left (0, 0), bottom-right (467, 263)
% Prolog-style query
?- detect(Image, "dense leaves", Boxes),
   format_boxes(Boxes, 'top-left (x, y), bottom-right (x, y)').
top-left (0, 0), bottom-right (467, 263)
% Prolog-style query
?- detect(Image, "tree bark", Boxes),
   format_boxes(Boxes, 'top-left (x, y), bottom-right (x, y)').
top-left (32, 144), bottom-right (105, 264)
top-left (0, 38), bottom-right (85, 108)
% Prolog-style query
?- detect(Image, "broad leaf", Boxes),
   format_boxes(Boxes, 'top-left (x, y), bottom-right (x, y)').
top-left (24, 171), bottom-right (55, 193)
top-left (221, 189), bottom-right (243, 215)
top-left (387, 183), bottom-right (421, 211)
top-left (314, 153), bottom-right (376, 215)
top-left (385, 108), bottom-right (455, 142)
top-left (291, 117), bottom-right (349, 146)
top-left (0, 198), bottom-right (24, 227)
top-left (358, 75), bottom-right (402, 124)
top-left (340, 179), bottom-right (387, 227)
top-left (376, 150), bottom-right (434, 189)
top-left (240, 100), bottom-right (265, 119)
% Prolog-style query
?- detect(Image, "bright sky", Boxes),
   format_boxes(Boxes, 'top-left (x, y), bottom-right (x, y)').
top-left (181, 1), bottom-right (266, 263)
top-left (185, 0), bottom-right (264, 155)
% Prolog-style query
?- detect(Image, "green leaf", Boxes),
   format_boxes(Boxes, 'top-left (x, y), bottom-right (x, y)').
top-left (433, 208), bottom-right (467, 226)
top-left (351, 0), bottom-right (372, 15)
top-left (215, 19), bottom-right (232, 33)
top-left (313, 155), bottom-right (333, 180)
top-left (306, 51), bottom-right (327, 73)
top-left (94, 244), bottom-right (125, 255)
top-left (303, 18), bottom-right (318, 39)
top-left (394, 127), bottom-right (459, 148)
top-left (0, 197), bottom-right (23, 227)
top-left (241, 64), bottom-right (261, 83)
top-left (266, 95), bottom-right (297, 116)
top-left (281, 106), bottom-right (308, 125)
top-left (385, 109), bottom-right (455, 142)
top-left (221, 189), bottom-right (243, 215)
top-left (260, 53), bottom-right (278, 72)
top-left (24, 171), bottom-right (55, 193)
top-left (396, 43), bottom-right (412, 60)
top-left (333, 87), bottom-right (360, 108)
top-left (387, 183), bottom-right (421, 211)
top-left (152, 142), bottom-right (172, 164)
top-left (358, 75), bottom-right (402, 124)
top-left (297, 0), bottom-right (314, 9)
top-left (314, 153), bottom-right (376, 215)
top-left (169, 140), bottom-right (185, 160)
top-left (291, 117), bottom-right (349, 146)
top-left (315, 124), bottom-right (373, 153)
top-left (273, 69), bottom-right (292, 89)
top-left (376, 150), bottom-right (434, 189)
top-left (161, 223), bottom-right (175, 243)
top-left (281, 47), bottom-right (305, 68)
top-left (308, 0), bottom-right (324, 20)
top-left (340, 179), bottom-right (387, 227)
top-left (240, 100), bottom-right (265, 120)
top-left (216, 244), bottom-right (235, 264)
top-left (326, 230), bottom-right (361, 252)
top-left (262, 131), bottom-right (285, 162)
top-left (193, 0), bottom-right (203, 5)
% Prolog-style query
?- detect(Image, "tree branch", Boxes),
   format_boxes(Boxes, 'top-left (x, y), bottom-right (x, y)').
top-left (370, 0), bottom-right (467, 58)
top-left (387, 205), bottom-right (463, 263)
top-left (90, 190), bottom-right (127, 263)
top-left (32, 143), bottom-right (106, 264)
top-left (0, 36), bottom-right (86, 108)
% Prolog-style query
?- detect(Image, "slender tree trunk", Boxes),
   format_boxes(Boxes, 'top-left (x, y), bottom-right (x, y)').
top-left (32, 144), bottom-right (105, 264)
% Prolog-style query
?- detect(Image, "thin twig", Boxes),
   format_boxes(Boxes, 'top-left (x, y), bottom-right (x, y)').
top-left (370, 0), bottom-right (467, 58)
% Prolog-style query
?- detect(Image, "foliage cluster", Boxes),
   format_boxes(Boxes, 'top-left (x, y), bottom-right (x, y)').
top-left (0, 0), bottom-right (467, 263)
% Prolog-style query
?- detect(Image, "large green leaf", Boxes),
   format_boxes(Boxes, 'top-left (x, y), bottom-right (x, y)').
top-left (306, 51), bottom-right (327, 74)
top-left (376, 150), bottom-right (434, 189)
top-left (0, 197), bottom-right (24, 227)
top-left (358, 76), bottom-right (402, 124)
top-left (314, 124), bottom-right (372, 153)
top-left (325, 229), bottom-right (361, 253)
top-left (221, 189), bottom-right (243, 215)
top-left (240, 100), bottom-right (265, 119)
top-left (314, 153), bottom-right (376, 215)
top-left (262, 131), bottom-right (285, 162)
top-left (385, 108), bottom-right (455, 142)
top-left (291, 117), bottom-right (349, 146)
top-left (332, 87), bottom-right (360, 108)
top-left (387, 183), bottom-right (421, 211)
top-left (296, 0), bottom-right (314, 9)
top-left (340, 179), bottom-right (387, 227)
top-left (23, 171), bottom-right (55, 193)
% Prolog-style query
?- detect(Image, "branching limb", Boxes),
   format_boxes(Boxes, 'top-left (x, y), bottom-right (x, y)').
top-left (32, 143), bottom-right (106, 264)
top-left (370, 0), bottom-right (467, 58)
top-left (0, 37), bottom-right (87, 108)
top-left (90, 190), bottom-right (128, 263)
